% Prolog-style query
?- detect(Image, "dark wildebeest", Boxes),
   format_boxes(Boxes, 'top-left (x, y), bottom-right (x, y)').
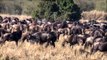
top-left (71, 22), bottom-right (82, 35)
top-left (90, 36), bottom-right (107, 53)
top-left (84, 36), bottom-right (95, 48)
top-left (27, 32), bottom-right (41, 44)
top-left (40, 31), bottom-right (57, 47)
top-left (2, 24), bottom-right (22, 45)
top-left (91, 42), bottom-right (107, 54)
top-left (62, 34), bottom-right (85, 47)
top-left (92, 28), bottom-right (105, 38)
top-left (28, 31), bottom-right (57, 47)
top-left (3, 30), bottom-right (22, 45)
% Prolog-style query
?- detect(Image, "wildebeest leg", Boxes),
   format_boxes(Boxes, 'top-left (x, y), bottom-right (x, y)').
top-left (84, 42), bottom-right (92, 49)
top-left (45, 40), bottom-right (50, 47)
top-left (50, 41), bottom-right (55, 47)
top-left (70, 44), bottom-right (73, 49)
top-left (84, 42), bottom-right (88, 49)
top-left (0, 41), bottom-right (5, 46)
top-left (90, 46), bottom-right (98, 54)
top-left (15, 40), bottom-right (18, 46)
top-left (62, 41), bottom-right (67, 47)
top-left (21, 37), bottom-right (26, 42)
top-left (20, 37), bottom-right (26, 45)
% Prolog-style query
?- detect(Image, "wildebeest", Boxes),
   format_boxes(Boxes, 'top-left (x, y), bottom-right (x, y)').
top-left (0, 16), bottom-right (107, 54)
top-left (70, 22), bottom-right (82, 35)
top-left (62, 34), bottom-right (86, 47)
top-left (28, 31), bottom-right (57, 47)
top-left (91, 42), bottom-right (107, 54)
top-left (40, 31), bottom-right (57, 47)
top-left (3, 30), bottom-right (22, 45)
top-left (1, 23), bottom-right (23, 45)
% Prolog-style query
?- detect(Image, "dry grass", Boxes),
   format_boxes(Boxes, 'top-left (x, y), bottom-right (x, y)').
top-left (0, 14), bottom-right (32, 20)
top-left (0, 35), bottom-right (107, 60)
top-left (81, 10), bottom-right (107, 21)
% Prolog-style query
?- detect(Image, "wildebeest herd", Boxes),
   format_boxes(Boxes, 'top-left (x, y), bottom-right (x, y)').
top-left (0, 16), bottom-right (107, 54)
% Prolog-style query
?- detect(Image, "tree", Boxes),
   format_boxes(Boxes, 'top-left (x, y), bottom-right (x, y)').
top-left (34, 0), bottom-right (81, 21)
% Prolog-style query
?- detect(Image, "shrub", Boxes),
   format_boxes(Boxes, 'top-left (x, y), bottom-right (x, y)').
top-left (34, 0), bottom-right (81, 21)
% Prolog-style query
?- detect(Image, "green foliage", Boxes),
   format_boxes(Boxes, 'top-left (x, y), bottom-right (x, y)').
top-left (34, 0), bottom-right (81, 21)
top-left (0, 0), bottom-right (106, 20)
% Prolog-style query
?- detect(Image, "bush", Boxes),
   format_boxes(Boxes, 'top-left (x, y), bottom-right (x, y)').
top-left (34, 0), bottom-right (81, 21)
